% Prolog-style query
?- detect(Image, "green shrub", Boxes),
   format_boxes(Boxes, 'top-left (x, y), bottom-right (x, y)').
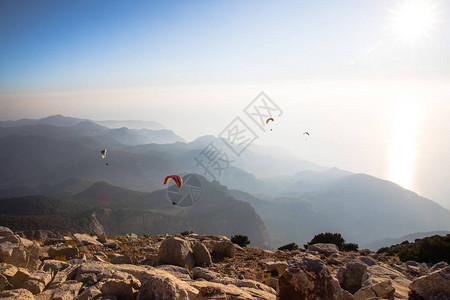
top-left (306, 232), bottom-right (359, 251)
top-left (377, 234), bottom-right (450, 264)
top-left (231, 235), bottom-right (251, 247)
top-left (278, 242), bottom-right (299, 251)
top-left (341, 242), bottom-right (359, 252)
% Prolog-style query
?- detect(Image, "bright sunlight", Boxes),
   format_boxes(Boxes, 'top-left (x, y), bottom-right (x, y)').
top-left (391, 0), bottom-right (439, 42)
top-left (389, 100), bottom-right (421, 189)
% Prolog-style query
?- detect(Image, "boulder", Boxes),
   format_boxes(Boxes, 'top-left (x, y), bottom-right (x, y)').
top-left (212, 241), bottom-right (235, 258)
top-left (0, 243), bottom-right (26, 267)
top-left (336, 259), bottom-right (368, 293)
top-left (193, 267), bottom-right (221, 281)
top-left (0, 274), bottom-right (13, 290)
top-left (9, 268), bottom-right (30, 289)
top-left (278, 254), bottom-right (352, 300)
top-left (409, 266), bottom-right (450, 300)
top-left (39, 260), bottom-right (70, 273)
top-left (108, 253), bottom-right (132, 265)
top-left (0, 263), bottom-right (18, 278)
top-left (362, 264), bottom-right (411, 299)
top-left (35, 280), bottom-right (83, 300)
top-left (262, 261), bottom-right (288, 274)
top-left (125, 233), bottom-right (138, 241)
top-left (307, 243), bottom-right (340, 256)
top-left (192, 243), bottom-right (212, 267)
top-left (97, 278), bottom-right (140, 300)
top-left (49, 264), bottom-right (79, 287)
top-left (430, 262), bottom-right (448, 272)
top-left (190, 280), bottom-right (272, 300)
top-left (195, 286), bottom-right (227, 299)
top-left (73, 233), bottom-right (102, 246)
top-left (140, 253), bottom-right (158, 266)
top-left (353, 280), bottom-right (395, 300)
top-left (0, 288), bottom-right (35, 299)
top-left (75, 286), bottom-right (102, 300)
top-left (48, 244), bottom-right (79, 260)
top-left (136, 271), bottom-right (192, 300)
top-left (22, 270), bottom-right (53, 294)
top-left (97, 233), bottom-right (107, 244)
top-left (404, 261), bottom-right (429, 277)
top-left (156, 265), bottom-right (191, 281)
top-left (0, 227), bottom-right (20, 245)
top-left (359, 256), bottom-right (376, 266)
top-left (157, 237), bottom-right (195, 269)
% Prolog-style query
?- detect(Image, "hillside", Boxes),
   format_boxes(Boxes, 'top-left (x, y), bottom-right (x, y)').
top-left (363, 230), bottom-right (450, 251)
top-left (230, 173), bottom-right (450, 246)
top-left (0, 175), bottom-right (273, 249)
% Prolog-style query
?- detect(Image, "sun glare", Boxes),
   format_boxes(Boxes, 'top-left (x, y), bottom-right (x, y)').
top-left (389, 100), bottom-right (421, 189)
top-left (391, 0), bottom-right (439, 42)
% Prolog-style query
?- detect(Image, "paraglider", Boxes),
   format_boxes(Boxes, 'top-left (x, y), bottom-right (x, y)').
top-left (164, 175), bottom-right (183, 188)
top-left (303, 132), bottom-right (310, 140)
top-left (100, 149), bottom-right (109, 166)
top-left (266, 118), bottom-right (274, 131)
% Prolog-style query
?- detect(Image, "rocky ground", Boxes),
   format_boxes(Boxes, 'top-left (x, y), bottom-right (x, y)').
top-left (0, 226), bottom-right (448, 299)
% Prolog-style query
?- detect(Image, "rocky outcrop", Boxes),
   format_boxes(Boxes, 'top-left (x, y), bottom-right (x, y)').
top-left (307, 243), bottom-right (340, 256)
top-left (278, 254), bottom-right (352, 300)
top-left (192, 243), bottom-right (212, 267)
top-left (362, 263), bottom-right (411, 299)
top-left (212, 241), bottom-right (235, 258)
top-left (158, 237), bottom-right (196, 269)
top-left (336, 259), bottom-right (368, 293)
top-left (0, 226), bottom-right (447, 300)
top-left (0, 228), bottom-right (40, 270)
top-left (353, 280), bottom-right (395, 300)
top-left (73, 233), bottom-right (102, 246)
top-left (409, 266), bottom-right (450, 300)
top-left (0, 288), bottom-right (35, 299)
top-left (48, 244), bottom-right (79, 260)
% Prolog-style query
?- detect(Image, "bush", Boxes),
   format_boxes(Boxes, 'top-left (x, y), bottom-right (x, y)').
top-left (307, 233), bottom-right (345, 249)
top-left (341, 242), bottom-right (359, 252)
top-left (377, 234), bottom-right (450, 264)
top-left (278, 242), bottom-right (299, 251)
top-left (231, 235), bottom-right (250, 247)
top-left (306, 232), bottom-right (358, 251)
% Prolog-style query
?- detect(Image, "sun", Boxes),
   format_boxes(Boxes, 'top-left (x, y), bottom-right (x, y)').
top-left (390, 0), bottom-right (439, 42)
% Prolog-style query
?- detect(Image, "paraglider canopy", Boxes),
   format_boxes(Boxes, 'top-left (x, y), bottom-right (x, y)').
top-left (265, 118), bottom-right (274, 124)
top-left (100, 149), bottom-right (107, 158)
top-left (303, 132), bottom-right (309, 136)
top-left (164, 175), bottom-right (183, 188)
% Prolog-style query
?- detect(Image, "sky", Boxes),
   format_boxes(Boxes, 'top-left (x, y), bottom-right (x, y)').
top-left (1, 0), bottom-right (450, 208)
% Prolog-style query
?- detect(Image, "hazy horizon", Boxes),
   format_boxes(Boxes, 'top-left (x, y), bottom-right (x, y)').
top-left (2, 0), bottom-right (450, 209)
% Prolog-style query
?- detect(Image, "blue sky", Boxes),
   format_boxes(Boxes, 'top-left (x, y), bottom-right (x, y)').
top-left (2, 0), bottom-right (449, 93)
top-left (1, 0), bottom-right (450, 208)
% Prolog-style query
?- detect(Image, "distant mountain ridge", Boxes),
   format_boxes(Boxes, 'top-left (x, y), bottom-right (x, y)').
top-left (362, 230), bottom-right (450, 251)
top-left (0, 115), bottom-right (165, 131)
top-left (1, 114), bottom-right (450, 249)
top-left (0, 176), bottom-right (273, 249)
top-left (0, 115), bottom-right (184, 145)
top-left (230, 172), bottom-right (450, 247)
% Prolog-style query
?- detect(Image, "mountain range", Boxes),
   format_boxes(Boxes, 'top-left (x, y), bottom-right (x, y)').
top-left (1, 115), bottom-right (450, 250)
